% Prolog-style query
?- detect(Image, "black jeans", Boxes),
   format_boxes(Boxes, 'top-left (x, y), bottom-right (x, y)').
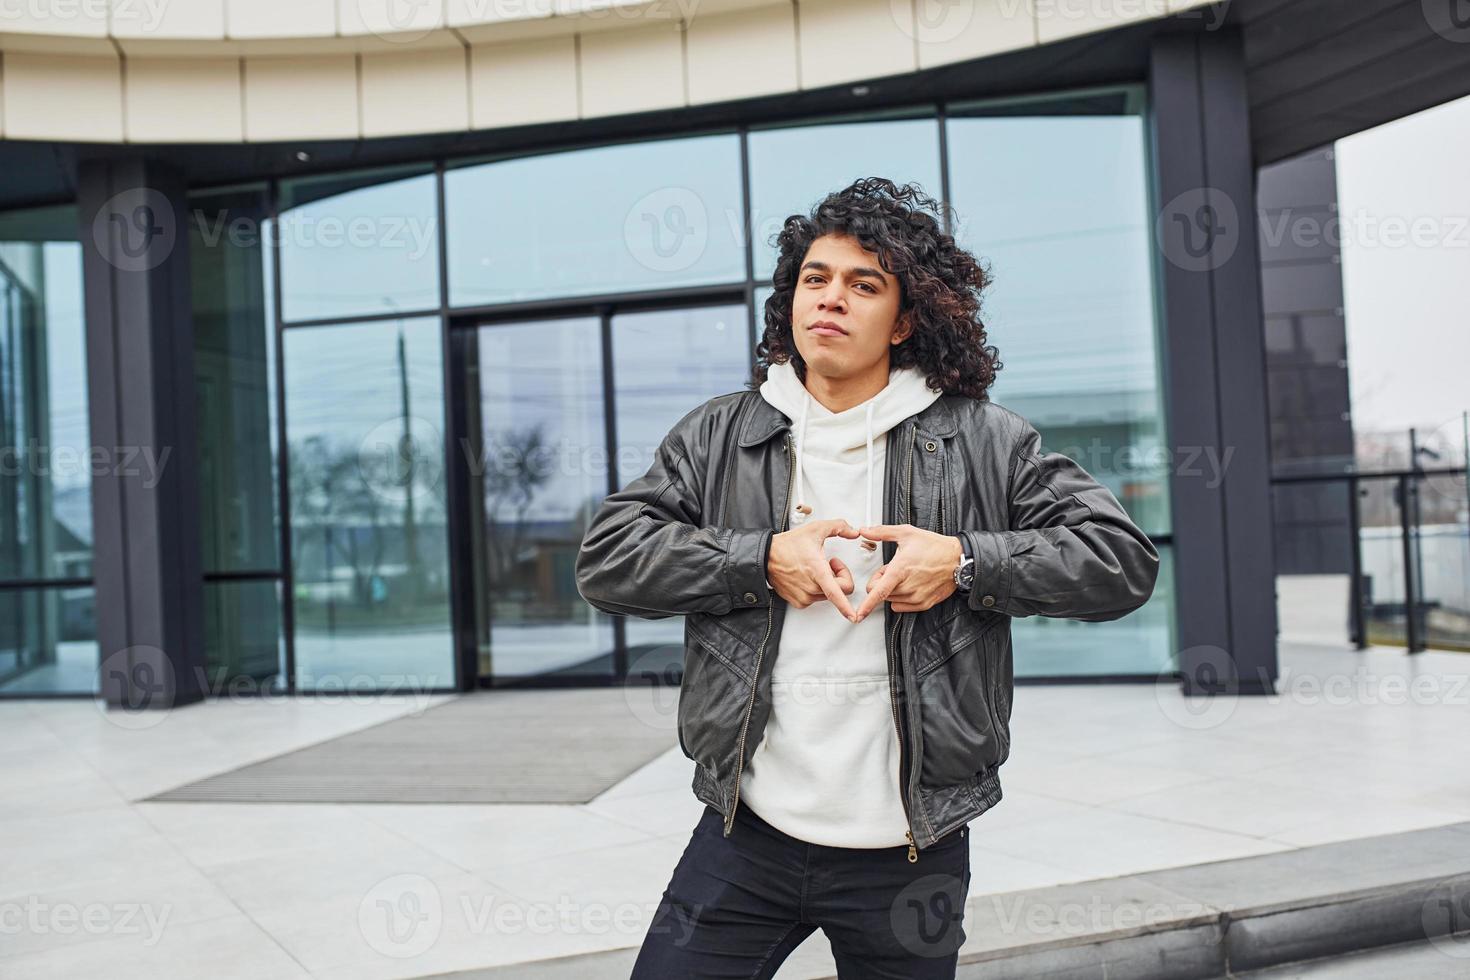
top-left (631, 802), bottom-right (971, 979)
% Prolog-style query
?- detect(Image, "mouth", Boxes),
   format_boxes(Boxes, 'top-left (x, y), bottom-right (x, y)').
top-left (809, 321), bottom-right (848, 337)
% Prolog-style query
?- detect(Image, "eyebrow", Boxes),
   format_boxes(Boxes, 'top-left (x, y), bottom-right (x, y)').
top-left (799, 259), bottom-right (890, 286)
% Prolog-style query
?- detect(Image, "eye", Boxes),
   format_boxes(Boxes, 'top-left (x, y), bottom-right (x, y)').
top-left (854, 282), bottom-right (877, 293)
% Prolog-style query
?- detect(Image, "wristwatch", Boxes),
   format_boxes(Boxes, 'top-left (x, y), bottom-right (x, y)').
top-left (953, 535), bottom-right (975, 593)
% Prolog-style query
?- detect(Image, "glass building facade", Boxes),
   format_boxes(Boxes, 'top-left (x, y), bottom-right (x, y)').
top-left (0, 84), bottom-right (1176, 696)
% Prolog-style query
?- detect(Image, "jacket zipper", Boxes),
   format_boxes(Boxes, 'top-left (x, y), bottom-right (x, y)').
top-left (724, 430), bottom-right (796, 838)
top-left (891, 424), bottom-right (918, 862)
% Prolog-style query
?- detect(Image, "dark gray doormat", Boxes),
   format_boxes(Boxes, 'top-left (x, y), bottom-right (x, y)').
top-left (146, 688), bottom-right (677, 804)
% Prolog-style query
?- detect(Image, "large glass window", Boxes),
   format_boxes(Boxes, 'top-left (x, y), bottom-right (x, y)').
top-left (613, 304), bottom-right (752, 678)
top-left (189, 185), bottom-right (286, 692)
top-left (445, 134), bottom-right (745, 307)
top-left (284, 317), bottom-right (453, 691)
top-left (947, 90), bottom-right (1173, 675)
top-left (278, 167), bottom-right (440, 323)
top-left (747, 114), bottom-right (942, 281)
top-left (0, 205), bottom-right (96, 694)
top-left (184, 86), bottom-right (1176, 692)
top-left (466, 317), bottom-right (613, 681)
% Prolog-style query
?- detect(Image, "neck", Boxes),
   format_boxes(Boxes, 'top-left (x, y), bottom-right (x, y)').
top-left (803, 357), bottom-right (892, 414)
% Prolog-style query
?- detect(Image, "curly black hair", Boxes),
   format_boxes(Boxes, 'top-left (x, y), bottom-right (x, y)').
top-left (750, 177), bottom-right (1001, 400)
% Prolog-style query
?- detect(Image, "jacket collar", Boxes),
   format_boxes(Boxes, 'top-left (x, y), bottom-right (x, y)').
top-left (737, 387), bottom-right (959, 447)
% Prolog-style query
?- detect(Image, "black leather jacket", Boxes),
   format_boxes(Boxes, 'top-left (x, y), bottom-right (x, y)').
top-left (575, 389), bottom-right (1159, 854)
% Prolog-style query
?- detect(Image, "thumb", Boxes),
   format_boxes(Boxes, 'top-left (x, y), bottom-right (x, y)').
top-left (829, 556), bottom-right (854, 594)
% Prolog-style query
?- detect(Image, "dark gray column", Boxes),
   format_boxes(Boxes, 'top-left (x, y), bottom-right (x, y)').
top-left (79, 156), bottom-right (207, 709)
top-left (1149, 31), bottom-right (1279, 696)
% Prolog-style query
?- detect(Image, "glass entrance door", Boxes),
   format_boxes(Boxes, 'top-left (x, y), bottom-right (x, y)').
top-left (461, 302), bottom-right (750, 685)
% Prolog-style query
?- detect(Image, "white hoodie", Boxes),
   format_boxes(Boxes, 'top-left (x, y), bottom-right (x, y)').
top-left (739, 359), bottom-right (943, 848)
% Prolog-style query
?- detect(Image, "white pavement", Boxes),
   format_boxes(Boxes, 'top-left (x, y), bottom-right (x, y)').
top-left (1, 642), bottom-right (1467, 979)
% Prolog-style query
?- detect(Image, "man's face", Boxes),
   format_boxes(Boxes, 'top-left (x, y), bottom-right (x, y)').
top-left (790, 233), bottom-right (910, 380)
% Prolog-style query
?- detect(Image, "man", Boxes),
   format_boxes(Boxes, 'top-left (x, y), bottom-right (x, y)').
top-left (576, 178), bottom-right (1159, 978)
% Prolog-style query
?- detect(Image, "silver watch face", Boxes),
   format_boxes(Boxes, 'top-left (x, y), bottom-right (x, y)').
top-left (955, 556), bottom-right (975, 588)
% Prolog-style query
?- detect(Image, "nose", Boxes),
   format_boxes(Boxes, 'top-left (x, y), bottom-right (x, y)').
top-left (817, 280), bottom-right (848, 313)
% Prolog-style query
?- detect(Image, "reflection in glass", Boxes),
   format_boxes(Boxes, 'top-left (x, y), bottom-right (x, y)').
top-left (747, 116), bottom-right (942, 279)
top-left (613, 305), bottom-right (752, 677)
top-left (1013, 545), bottom-right (1175, 678)
top-left (446, 135), bottom-right (745, 306)
top-left (947, 107), bottom-right (1169, 537)
top-left (284, 317), bottom-right (453, 690)
top-left (0, 206), bottom-right (95, 693)
top-left (0, 585), bottom-right (97, 694)
top-left (190, 185), bottom-right (286, 689)
top-left (279, 167), bottom-right (440, 323)
top-left (469, 318), bottom-right (614, 680)
top-left (203, 580), bottom-right (286, 692)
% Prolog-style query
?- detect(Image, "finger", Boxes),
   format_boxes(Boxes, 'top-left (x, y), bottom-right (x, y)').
top-left (856, 523), bottom-right (906, 541)
top-left (854, 564), bottom-right (903, 621)
top-left (829, 557), bottom-right (855, 594)
top-left (822, 519), bottom-right (861, 539)
top-left (813, 563), bottom-right (859, 621)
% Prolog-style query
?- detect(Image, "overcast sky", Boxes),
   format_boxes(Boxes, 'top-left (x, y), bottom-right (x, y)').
top-left (1336, 91), bottom-right (1470, 453)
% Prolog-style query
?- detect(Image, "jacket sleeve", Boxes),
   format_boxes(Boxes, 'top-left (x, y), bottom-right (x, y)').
top-left (575, 417), bottom-right (774, 619)
top-left (960, 417), bottom-right (1160, 622)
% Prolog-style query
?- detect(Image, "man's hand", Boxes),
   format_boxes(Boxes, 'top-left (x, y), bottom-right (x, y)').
top-left (851, 524), bottom-right (962, 621)
top-left (767, 519), bottom-right (863, 621)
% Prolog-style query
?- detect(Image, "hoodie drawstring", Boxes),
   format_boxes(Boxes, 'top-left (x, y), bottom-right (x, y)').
top-left (862, 402), bottom-right (877, 552)
top-left (791, 392), bottom-right (879, 556)
top-left (793, 393), bottom-right (812, 522)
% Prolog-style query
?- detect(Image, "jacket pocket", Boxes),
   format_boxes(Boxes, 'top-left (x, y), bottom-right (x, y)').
top-left (913, 616), bottom-right (1005, 789)
top-left (677, 615), bottom-right (755, 777)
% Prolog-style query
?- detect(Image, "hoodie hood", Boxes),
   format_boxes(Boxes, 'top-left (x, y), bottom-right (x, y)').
top-left (759, 360), bottom-right (943, 531)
